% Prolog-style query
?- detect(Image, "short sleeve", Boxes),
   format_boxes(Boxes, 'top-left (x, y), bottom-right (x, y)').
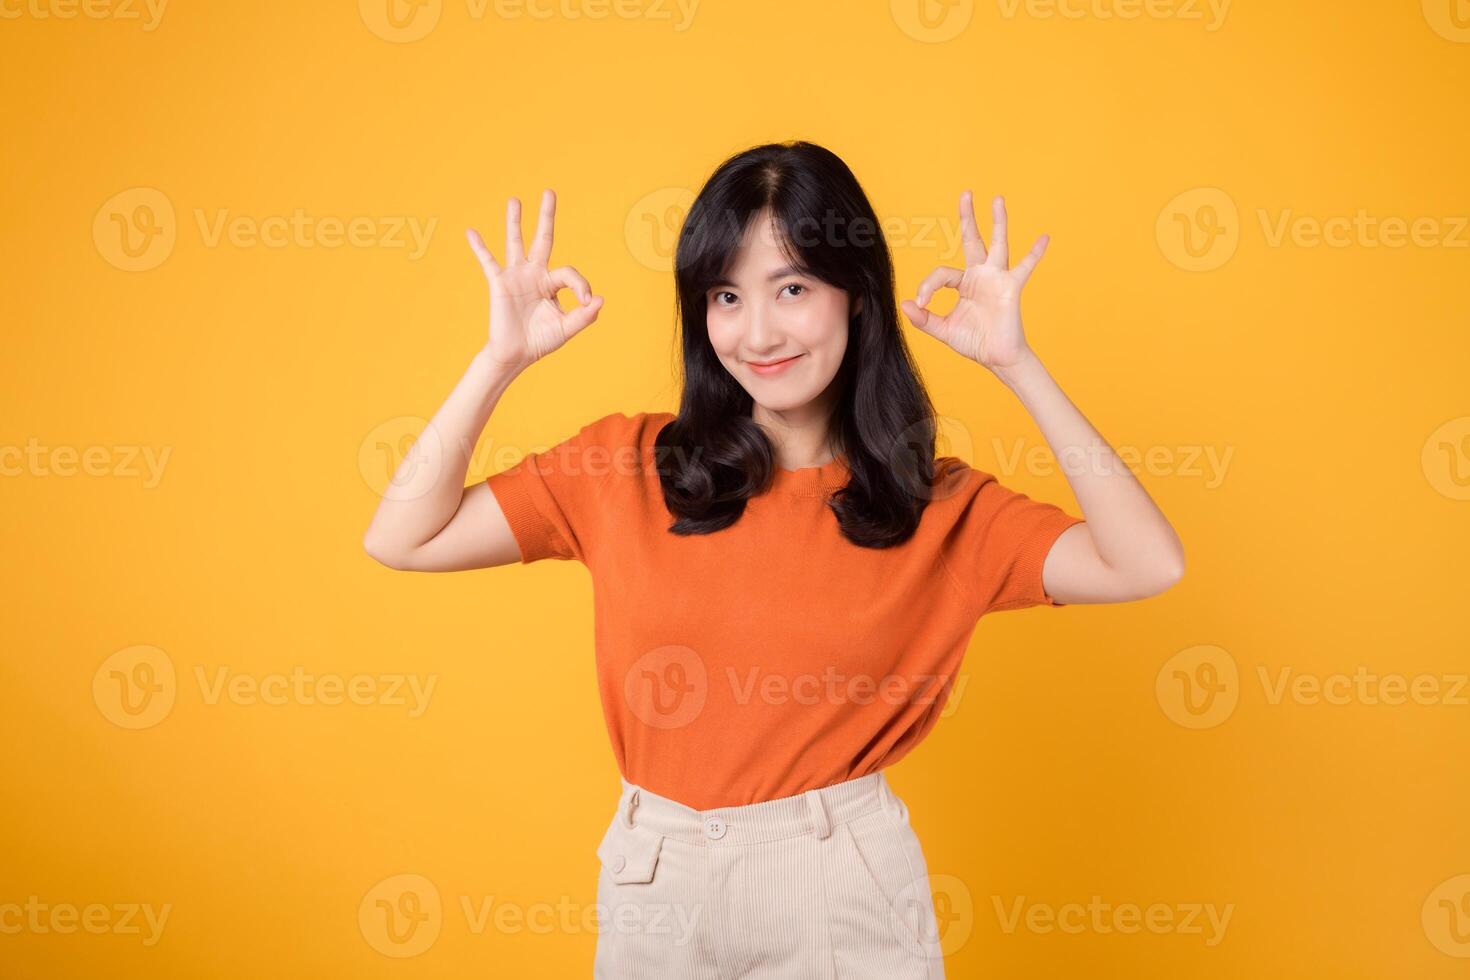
top-left (484, 412), bottom-right (638, 565)
top-left (937, 462), bottom-right (1086, 616)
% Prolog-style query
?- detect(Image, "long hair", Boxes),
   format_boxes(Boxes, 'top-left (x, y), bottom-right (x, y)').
top-left (655, 140), bottom-right (944, 549)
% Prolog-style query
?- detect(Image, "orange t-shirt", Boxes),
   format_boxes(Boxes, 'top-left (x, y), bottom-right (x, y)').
top-left (486, 410), bottom-right (1084, 810)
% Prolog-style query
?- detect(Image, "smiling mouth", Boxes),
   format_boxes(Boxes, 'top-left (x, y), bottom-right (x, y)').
top-left (748, 355), bottom-right (802, 367)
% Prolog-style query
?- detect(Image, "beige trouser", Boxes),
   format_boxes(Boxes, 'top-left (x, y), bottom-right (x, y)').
top-left (592, 770), bottom-right (946, 979)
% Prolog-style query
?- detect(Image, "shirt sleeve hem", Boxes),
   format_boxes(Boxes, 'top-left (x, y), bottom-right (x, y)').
top-left (485, 468), bottom-right (558, 564)
top-left (992, 512), bottom-right (1086, 612)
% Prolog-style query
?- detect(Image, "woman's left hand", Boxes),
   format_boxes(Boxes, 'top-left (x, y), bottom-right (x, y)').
top-left (901, 191), bottom-right (1048, 371)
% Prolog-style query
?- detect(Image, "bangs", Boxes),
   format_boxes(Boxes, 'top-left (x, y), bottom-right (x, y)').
top-left (677, 200), bottom-right (821, 296)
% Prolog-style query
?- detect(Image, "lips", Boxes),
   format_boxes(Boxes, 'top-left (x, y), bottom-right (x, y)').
top-left (747, 353), bottom-right (804, 376)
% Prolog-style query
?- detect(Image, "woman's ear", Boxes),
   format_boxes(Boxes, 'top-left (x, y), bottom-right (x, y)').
top-left (851, 294), bottom-right (864, 317)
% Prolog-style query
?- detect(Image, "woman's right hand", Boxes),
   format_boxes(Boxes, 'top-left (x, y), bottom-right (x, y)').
top-left (466, 189), bottom-right (603, 374)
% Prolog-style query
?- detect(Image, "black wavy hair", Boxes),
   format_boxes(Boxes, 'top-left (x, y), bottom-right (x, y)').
top-left (655, 139), bottom-right (948, 549)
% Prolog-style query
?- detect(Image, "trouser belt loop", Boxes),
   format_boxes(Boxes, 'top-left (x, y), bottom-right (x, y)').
top-left (878, 775), bottom-right (907, 823)
top-left (804, 789), bottom-right (831, 840)
top-left (622, 787), bottom-right (641, 829)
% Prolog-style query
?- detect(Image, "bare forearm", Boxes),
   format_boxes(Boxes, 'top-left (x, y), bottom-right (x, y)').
top-left (992, 349), bottom-right (1185, 581)
top-left (364, 347), bottom-right (519, 554)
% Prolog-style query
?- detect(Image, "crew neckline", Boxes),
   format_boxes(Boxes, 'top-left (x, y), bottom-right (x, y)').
top-left (646, 411), bottom-right (849, 497)
top-left (768, 453), bottom-right (850, 496)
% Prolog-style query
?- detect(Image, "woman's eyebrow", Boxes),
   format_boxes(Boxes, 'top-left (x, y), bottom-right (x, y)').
top-left (708, 265), bottom-right (803, 289)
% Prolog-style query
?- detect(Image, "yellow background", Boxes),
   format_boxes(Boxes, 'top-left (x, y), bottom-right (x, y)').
top-left (3, 0), bottom-right (1468, 976)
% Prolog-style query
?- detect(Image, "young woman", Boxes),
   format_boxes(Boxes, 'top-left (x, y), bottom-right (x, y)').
top-left (364, 141), bottom-right (1185, 979)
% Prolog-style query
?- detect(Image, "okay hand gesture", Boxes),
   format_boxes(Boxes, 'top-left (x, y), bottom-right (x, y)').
top-left (466, 189), bottom-right (603, 374)
top-left (901, 191), bottom-right (1048, 371)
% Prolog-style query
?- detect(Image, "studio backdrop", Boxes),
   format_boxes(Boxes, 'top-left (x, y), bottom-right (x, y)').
top-left (2, 2), bottom-right (1467, 977)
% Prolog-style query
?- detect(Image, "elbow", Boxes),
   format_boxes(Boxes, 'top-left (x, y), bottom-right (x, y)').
top-left (363, 529), bottom-right (414, 571)
top-left (1157, 562), bottom-right (1185, 595)
top-left (1145, 548), bottom-right (1186, 597)
top-left (1111, 549), bottom-right (1184, 601)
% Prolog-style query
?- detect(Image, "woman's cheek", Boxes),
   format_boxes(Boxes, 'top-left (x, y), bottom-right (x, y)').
top-left (705, 317), bottom-right (739, 357)
top-left (795, 300), bottom-right (849, 349)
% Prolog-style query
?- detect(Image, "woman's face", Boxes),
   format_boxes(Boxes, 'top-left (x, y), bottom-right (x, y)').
top-left (704, 210), bottom-right (855, 415)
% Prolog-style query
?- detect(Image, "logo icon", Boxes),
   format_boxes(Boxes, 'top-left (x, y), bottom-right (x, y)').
top-left (1156, 187), bottom-right (1239, 272)
top-left (624, 645), bottom-right (707, 730)
top-left (1423, 873), bottom-right (1470, 957)
top-left (94, 188), bottom-right (176, 272)
top-left (912, 872), bottom-right (974, 955)
top-left (1156, 644), bottom-right (1238, 729)
top-left (93, 645), bottom-right (177, 729)
top-left (625, 187), bottom-right (695, 273)
top-left (359, 0), bottom-right (442, 43)
top-left (891, 0), bottom-right (975, 42)
top-left (1422, 416), bottom-right (1470, 500)
top-left (359, 874), bottom-right (442, 957)
top-left (359, 415), bottom-right (441, 500)
top-left (890, 414), bottom-right (976, 503)
top-left (1422, 0), bottom-right (1470, 42)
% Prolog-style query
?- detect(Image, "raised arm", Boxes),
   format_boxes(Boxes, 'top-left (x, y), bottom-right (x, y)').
top-left (902, 190), bottom-right (1185, 604)
top-left (363, 189), bottom-right (603, 572)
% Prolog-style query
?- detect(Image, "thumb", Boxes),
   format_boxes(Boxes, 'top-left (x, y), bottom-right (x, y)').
top-left (902, 299), bottom-right (943, 337)
top-left (562, 294), bottom-right (604, 336)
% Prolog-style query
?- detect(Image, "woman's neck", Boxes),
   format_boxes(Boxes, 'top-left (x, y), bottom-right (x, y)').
top-left (751, 398), bottom-right (839, 470)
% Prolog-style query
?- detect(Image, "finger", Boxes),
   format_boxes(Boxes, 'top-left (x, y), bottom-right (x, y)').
top-left (989, 195), bottom-right (1009, 268)
top-left (914, 265), bottom-right (964, 308)
top-left (465, 228), bottom-right (501, 277)
top-left (548, 265), bottom-right (592, 305)
top-left (505, 196), bottom-right (525, 264)
top-left (527, 188), bottom-right (556, 267)
top-left (1013, 234), bottom-right (1049, 285)
top-left (561, 294), bottom-right (604, 336)
top-left (959, 190), bottom-right (988, 267)
top-left (900, 298), bottom-right (948, 338)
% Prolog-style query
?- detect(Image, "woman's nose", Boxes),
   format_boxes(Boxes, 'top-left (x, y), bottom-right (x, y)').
top-left (745, 302), bottom-right (774, 345)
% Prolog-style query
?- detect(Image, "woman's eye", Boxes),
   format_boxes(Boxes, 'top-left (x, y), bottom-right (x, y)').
top-left (782, 284), bottom-right (805, 298)
top-left (713, 291), bottom-right (737, 306)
